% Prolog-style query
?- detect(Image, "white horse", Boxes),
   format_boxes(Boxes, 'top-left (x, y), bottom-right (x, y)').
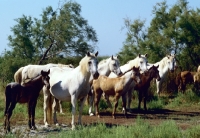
top-left (125, 54), bottom-right (177, 109)
top-left (14, 63), bottom-right (74, 114)
top-left (197, 65), bottom-right (200, 72)
top-left (43, 51), bottom-right (99, 130)
top-left (148, 54), bottom-right (176, 96)
top-left (88, 55), bottom-right (122, 116)
top-left (107, 54), bottom-right (148, 110)
top-left (109, 54), bottom-right (148, 78)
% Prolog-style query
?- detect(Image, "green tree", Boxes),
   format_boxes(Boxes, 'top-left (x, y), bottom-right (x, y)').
top-left (119, 18), bottom-right (147, 64)
top-left (119, 0), bottom-right (200, 70)
top-left (0, 1), bottom-right (98, 83)
top-left (8, 1), bottom-right (98, 65)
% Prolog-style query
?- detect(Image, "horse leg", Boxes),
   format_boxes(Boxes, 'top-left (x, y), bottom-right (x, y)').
top-left (5, 102), bottom-right (17, 132)
top-left (143, 89), bottom-right (148, 111)
top-left (126, 89), bottom-right (132, 112)
top-left (78, 96), bottom-right (87, 125)
top-left (138, 90), bottom-right (142, 110)
top-left (122, 94), bottom-right (127, 118)
top-left (43, 86), bottom-right (51, 127)
top-left (71, 95), bottom-right (77, 130)
top-left (52, 98), bottom-right (59, 126)
top-left (104, 94), bottom-right (112, 108)
top-left (88, 88), bottom-right (95, 116)
top-left (94, 90), bottom-right (103, 118)
top-left (28, 102), bottom-right (32, 129)
top-left (112, 94), bottom-right (120, 119)
top-left (30, 101), bottom-right (37, 130)
top-left (59, 100), bottom-right (64, 114)
top-left (156, 80), bottom-right (161, 97)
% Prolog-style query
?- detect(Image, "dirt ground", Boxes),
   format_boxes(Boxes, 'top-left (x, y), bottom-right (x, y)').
top-left (1, 105), bottom-right (200, 137)
top-left (2, 85), bottom-right (199, 136)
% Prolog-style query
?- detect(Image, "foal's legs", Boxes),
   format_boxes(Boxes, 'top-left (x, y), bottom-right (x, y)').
top-left (112, 94), bottom-right (120, 119)
top-left (138, 90), bottom-right (142, 110)
top-left (4, 102), bottom-right (17, 132)
top-left (28, 101), bottom-right (37, 130)
top-left (94, 90), bottom-right (103, 118)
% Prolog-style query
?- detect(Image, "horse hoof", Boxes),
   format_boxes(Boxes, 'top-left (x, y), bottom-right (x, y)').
top-left (56, 123), bottom-right (60, 126)
top-left (60, 112), bottom-right (65, 115)
top-left (112, 116), bottom-right (116, 119)
top-left (98, 115), bottom-right (101, 118)
top-left (44, 124), bottom-right (50, 128)
top-left (71, 125), bottom-right (76, 130)
top-left (31, 126), bottom-right (37, 130)
top-left (89, 112), bottom-right (94, 116)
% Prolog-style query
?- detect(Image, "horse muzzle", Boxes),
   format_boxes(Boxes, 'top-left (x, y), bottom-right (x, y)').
top-left (93, 72), bottom-right (99, 79)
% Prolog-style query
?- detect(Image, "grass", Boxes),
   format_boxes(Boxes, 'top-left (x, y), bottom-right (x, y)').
top-left (1, 84), bottom-right (200, 137)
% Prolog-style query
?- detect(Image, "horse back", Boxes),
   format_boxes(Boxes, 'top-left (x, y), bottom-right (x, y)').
top-left (5, 82), bottom-right (22, 102)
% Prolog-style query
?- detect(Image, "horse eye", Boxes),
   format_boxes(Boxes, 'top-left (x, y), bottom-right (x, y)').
top-left (88, 61), bottom-right (92, 65)
top-left (140, 61), bottom-right (143, 64)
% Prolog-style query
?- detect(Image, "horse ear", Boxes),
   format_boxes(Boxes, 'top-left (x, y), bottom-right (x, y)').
top-left (111, 55), bottom-right (114, 60)
top-left (166, 55), bottom-right (170, 59)
top-left (95, 51), bottom-right (98, 57)
top-left (145, 53), bottom-right (148, 57)
top-left (41, 70), bottom-right (44, 75)
top-left (48, 69), bottom-right (50, 74)
top-left (138, 54), bottom-right (141, 58)
top-left (86, 52), bottom-right (91, 56)
top-left (156, 65), bottom-right (159, 68)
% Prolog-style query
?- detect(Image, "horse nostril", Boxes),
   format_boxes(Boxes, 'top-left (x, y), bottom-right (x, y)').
top-left (93, 72), bottom-right (99, 79)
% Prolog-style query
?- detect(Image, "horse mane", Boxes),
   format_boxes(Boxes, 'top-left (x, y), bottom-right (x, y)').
top-left (117, 68), bottom-right (133, 78)
top-left (98, 58), bottom-right (109, 65)
top-left (23, 73), bottom-right (42, 85)
top-left (126, 54), bottom-right (147, 68)
top-left (79, 52), bottom-right (97, 77)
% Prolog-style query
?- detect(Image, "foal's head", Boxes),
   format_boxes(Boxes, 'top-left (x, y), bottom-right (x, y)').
top-left (131, 66), bottom-right (141, 84)
top-left (41, 69), bottom-right (50, 89)
top-left (148, 65), bottom-right (161, 81)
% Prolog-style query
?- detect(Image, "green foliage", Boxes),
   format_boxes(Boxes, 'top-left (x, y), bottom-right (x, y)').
top-left (118, 0), bottom-right (200, 70)
top-left (0, 1), bottom-right (98, 83)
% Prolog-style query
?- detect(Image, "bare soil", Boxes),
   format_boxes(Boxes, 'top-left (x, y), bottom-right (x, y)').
top-left (1, 106), bottom-right (200, 137)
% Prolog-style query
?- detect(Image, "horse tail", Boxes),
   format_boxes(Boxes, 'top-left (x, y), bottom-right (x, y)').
top-left (14, 67), bottom-right (24, 84)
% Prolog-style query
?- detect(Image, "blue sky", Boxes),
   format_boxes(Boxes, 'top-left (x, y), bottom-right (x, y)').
top-left (0, 0), bottom-right (198, 56)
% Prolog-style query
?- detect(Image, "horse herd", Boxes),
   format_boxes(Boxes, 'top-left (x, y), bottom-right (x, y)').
top-left (5, 51), bottom-right (194, 133)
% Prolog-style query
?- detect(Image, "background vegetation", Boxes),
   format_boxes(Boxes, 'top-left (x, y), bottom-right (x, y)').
top-left (1, 0), bottom-right (200, 137)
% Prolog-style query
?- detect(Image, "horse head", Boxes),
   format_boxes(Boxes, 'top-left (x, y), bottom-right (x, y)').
top-left (149, 65), bottom-right (161, 81)
top-left (138, 53), bottom-right (148, 73)
top-left (166, 54), bottom-right (176, 72)
top-left (83, 51), bottom-right (99, 79)
top-left (41, 69), bottom-right (50, 89)
top-left (132, 66), bottom-right (141, 84)
top-left (109, 55), bottom-right (122, 76)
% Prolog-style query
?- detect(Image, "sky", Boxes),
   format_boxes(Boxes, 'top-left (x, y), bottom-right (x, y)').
top-left (0, 0), bottom-right (198, 56)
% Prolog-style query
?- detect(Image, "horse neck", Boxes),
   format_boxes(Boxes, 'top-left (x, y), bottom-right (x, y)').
top-left (154, 58), bottom-right (168, 78)
top-left (121, 58), bottom-right (139, 73)
top-left (24, 75), bottom-right (44, 90)
top-left (98, 58), bottom-right (111, 76)
top-left (120, 71), bottom-right (134, 86)
top-left (78, 62), bottom-right (91, 83)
